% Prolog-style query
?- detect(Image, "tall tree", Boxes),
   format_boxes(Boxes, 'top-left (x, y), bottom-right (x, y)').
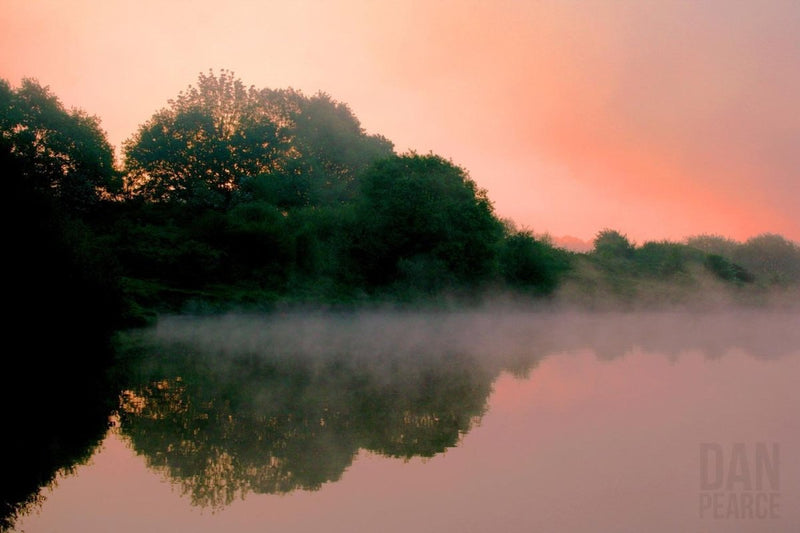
top-left (124, 71), bottom-right (393, 209)
top-left (123, 70), bottom-right (289, 207)
top-left (1, 78), bottom-right (117, 209)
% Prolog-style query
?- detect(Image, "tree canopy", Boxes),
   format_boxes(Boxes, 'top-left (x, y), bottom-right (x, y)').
top-left (1, 78), bottom-right (117, 209)
top-left (266, 90), bottom-right (394, 208)
top-left (350, 153), bottom-right (503, 289)
top-left (5, 72), bottom-right (797, 317)
top-left (123, 70), bottom-right (288, 207)
top-left (123, 70), bottom-right (393, 209)
top-left (593, 228), bottom-right (635, 259)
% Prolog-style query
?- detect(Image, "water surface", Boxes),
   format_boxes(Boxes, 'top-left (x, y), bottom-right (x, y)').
top-left (11, 309), bottom-right (800, 532)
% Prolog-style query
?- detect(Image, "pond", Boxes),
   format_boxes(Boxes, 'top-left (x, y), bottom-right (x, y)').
top-left (8, 309), bottom-right (800, 532)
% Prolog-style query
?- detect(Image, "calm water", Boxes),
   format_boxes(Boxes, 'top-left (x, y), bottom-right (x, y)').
top-left (10, 309), bottom-right (800, 532)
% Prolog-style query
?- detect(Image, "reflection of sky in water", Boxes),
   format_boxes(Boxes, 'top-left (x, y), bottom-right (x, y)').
top-left (15, 311), bottom-right (800, 533)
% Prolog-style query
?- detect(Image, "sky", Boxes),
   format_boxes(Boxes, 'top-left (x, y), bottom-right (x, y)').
top-left (2, 0), bottom-right (799, 244)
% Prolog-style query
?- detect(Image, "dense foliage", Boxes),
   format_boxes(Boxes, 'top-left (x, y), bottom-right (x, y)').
top-left (1, 78), bottom-right (118, 208)
top-left (348, 154), bottom-right (504, 290)
top-left (122, 69), bottom-right (393, 209)
top-left (4, 72), bottom-right (800, 324)
top-left (2, 78), bottom-right (123, 335)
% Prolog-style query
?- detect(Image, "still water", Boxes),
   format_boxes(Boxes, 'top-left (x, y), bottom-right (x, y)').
top-left (10, 309), bottom-right (800, 532)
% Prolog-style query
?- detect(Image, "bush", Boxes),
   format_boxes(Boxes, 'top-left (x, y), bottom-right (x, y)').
top-left (500, 232), bottom-right (571, 294)
top-left (349, 154), bottom-right (503, 290)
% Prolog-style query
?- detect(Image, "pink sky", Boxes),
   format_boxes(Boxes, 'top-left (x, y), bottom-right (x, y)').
top-left (2, 0), bottom-right (799, 243)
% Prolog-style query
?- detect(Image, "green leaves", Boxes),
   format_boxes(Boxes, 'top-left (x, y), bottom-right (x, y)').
top-left (351, 154), bottom-right (503, 289)
top-left (593, 229), bottom-right (635, 260)
top-left (499, 231), bottom-right (571, 294)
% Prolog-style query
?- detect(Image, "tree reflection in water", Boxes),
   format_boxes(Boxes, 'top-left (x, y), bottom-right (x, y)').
top-left (0, 349), bottom-right (116, 531)
top-left (116, 315), bottom-right (496, 508)
top-left (115, 308), bottom-right (800, 509)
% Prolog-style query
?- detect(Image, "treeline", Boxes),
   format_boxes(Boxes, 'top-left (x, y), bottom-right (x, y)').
top-left (589, 229), bottom-right (800, 288)
top-left (3, 71), bottom-right (799, 323)
top-left (560, 229), bottom-right (800, 308)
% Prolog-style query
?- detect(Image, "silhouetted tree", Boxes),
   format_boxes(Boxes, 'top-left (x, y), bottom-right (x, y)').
top-left (2, 78), bottom-right (123, 335)
top-left (123, 70), bottom-right (290, 207)
top-left (2, 96), bottom-right (121, 526)
top-left (1, 78), bottom-right (117, 209)
top-left (124, 71), bottom-right (393, 210)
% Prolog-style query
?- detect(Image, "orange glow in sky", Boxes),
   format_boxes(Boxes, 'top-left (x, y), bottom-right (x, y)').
top-left (2, 0), bottom-right (799, 243)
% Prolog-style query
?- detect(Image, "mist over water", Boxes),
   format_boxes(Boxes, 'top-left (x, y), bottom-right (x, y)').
top-left (146, 305), bottom-right (800, 366)
top-left (11, 306), bottom-right (800, 532)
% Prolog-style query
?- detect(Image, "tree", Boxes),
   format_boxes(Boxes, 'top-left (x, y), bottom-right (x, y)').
top-left (634, 241), bottom-right (694, 277)
top-left (499, 230), bottom-right (571, 294)
top-left (733, 234), bottom-right (800, 285)
top-left (1, 78), bottom-right (117, 209)
top-left (227, 90), bottom-right (394, 210)
top-left (123, 70), bottom-right (289, 207)
top-left (284, 91), bottom-right (394, 206)
top-left (349, 154), bottom-right (503, 289)
top-left (688, 233), bottom-right (800, 285)
top-left (123, 71), bottom-right (393, 209)
top-left (593, 229), bottom-right (635, 259)
top-left (686, 234), bottom-right (739, 258)
top-left (2, 77), bottom-right (124, 367)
